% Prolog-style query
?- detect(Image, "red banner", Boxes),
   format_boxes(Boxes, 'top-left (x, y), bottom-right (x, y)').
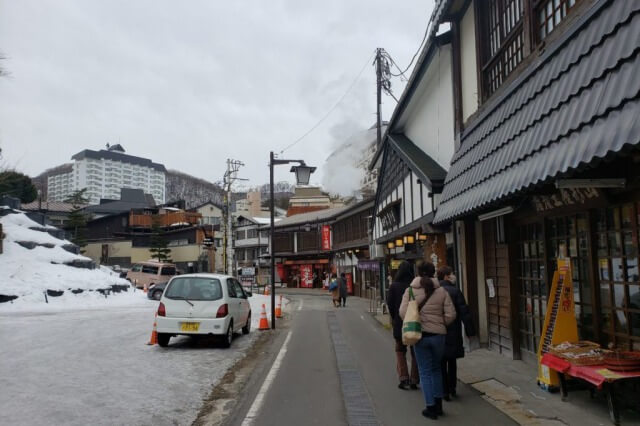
top-left (321, 225), bottom-right (331, 251)
top-left (300, 264), bottom-right (314, 288)
top-left (346, 273), bottom-right (353, 295)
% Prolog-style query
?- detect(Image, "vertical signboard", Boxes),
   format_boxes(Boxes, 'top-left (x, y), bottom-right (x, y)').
top-left (321, 225), bottom-right (331, 251)
top-left (300, 264), bottom-right (314, 288)
top-left (346, 272), bottom-right (353, 295)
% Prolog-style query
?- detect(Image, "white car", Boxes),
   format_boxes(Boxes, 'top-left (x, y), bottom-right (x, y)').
top-left (156, 273), bottom-right (252, 348)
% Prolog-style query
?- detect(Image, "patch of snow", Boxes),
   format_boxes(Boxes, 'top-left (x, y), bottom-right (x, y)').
top-left (0, 211), bottom-right (136, 311)
top-left (248, 293), bottom-right (288, 327)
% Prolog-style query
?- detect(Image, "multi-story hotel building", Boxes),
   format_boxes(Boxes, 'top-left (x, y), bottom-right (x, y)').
top-left (47, 144), bottom-right (166, 205)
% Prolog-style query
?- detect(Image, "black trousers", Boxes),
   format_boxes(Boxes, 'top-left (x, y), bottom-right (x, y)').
top-left (441, 358), bottom-right (457, 396)
top-left (340, 296), bottom-right (346, 306)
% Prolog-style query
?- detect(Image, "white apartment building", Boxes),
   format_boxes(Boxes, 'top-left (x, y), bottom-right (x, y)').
top-left (47, 144), bottom-right (166, 205)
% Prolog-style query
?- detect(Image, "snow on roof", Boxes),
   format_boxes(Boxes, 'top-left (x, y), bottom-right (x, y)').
top-left (253, 217), bottom-right (281, 225)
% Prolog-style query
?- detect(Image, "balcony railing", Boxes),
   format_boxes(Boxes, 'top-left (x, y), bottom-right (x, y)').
top-left (129, 211), bottom-right (202, 228)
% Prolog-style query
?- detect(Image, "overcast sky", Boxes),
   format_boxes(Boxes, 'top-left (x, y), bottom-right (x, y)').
top-left (0, 0), bottom-right (433, 190)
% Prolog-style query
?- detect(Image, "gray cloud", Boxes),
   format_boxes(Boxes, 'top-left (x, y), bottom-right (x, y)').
top-left (0, 0), bottom-right (433, 188)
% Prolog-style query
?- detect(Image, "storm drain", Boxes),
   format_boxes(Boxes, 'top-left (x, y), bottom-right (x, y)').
top-left (328, 311), bottom-right (379, 426)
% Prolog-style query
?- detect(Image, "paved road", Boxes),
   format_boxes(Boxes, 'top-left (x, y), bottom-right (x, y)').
top-left (0, 303), bottom-right (258, 426)
top-left (230, 291), bottom-right (516, 426)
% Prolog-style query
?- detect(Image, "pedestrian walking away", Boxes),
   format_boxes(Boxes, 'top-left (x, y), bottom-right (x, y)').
top-left (338, 272), bottom-right (348, 307)
top-left (399, 261), bottom-right (456, 420)
top-left (386, 260), bottom-right (419, 390)
top-left (437, 265), bottom-right (476, 401)
top-left (329, 274), bottom-right (340, 307)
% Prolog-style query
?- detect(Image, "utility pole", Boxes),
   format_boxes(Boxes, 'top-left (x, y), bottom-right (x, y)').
top-left (375, 47), bottom-right (383, 148)
top-left (222, 159), bottom-right (246, 275)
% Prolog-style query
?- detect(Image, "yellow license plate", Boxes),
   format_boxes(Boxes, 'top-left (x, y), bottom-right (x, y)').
top-left (181, 322), bottom-right (200, 332)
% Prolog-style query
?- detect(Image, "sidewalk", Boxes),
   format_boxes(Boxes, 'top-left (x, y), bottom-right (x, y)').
top-left (370, 308), bottom-right (640, 425)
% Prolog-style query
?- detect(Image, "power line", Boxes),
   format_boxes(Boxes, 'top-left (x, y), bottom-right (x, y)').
top-left (387, 17), bottom-right (432, 78)
top-left (279, 49), bottom-right (376, 154)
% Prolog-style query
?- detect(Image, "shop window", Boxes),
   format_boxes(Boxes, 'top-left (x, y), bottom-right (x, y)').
top-left (547, 213), bottom-right (594, 341)
top-left (480, 0), bottom-right (525, 99)
top-left (517, 222), bottom-right (546, 354)
top-left (536, 0), bottom-right (581, 41)
top-left (595, 203), bottom-right (640, 350)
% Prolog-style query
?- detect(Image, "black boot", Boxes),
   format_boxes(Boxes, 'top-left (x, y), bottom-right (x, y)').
top-left (435, 397), bottom-right (444, 416)
top-left (421, 406), bottom-right (438, 420)
top-left (398, 379), bottom-right (410, 390)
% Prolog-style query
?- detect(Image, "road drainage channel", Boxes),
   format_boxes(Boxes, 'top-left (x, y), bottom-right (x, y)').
top-left (327, 311), bottom-right (379, 426)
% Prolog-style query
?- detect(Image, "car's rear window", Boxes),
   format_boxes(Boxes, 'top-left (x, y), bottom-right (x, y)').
top-left (165, 277), bottom-right (222, 301)
top-left (161, 267), bottom-right (177, 276)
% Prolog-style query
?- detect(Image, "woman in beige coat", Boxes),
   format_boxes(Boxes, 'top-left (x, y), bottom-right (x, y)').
top-left (399, 261), bottom-right (456, 420)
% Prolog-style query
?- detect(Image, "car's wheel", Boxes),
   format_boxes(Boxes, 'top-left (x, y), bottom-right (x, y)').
top-left (152, 289), bottom-right (162, 301)
top-left (242, 312), bottom-right (251, 335)
top-left (157, 333), bottom-right (170, 347)
top-left (222, 321), bottom-right (233, 348)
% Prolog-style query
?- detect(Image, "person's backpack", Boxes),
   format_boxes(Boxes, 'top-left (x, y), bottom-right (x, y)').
top-left (329, 279), bottom-right (338, 291)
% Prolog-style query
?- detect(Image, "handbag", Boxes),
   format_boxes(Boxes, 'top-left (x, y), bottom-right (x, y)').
top-left (402, 288), bottom-right (422, 346)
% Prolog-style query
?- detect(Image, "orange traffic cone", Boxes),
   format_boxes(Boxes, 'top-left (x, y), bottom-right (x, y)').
top-left (143, 283), bottom-right (149, 294)
top-left (264, 285), bottom-right (270, 295)
top-left (258, 304), bottom-right (269, 330)
top-left (275, 295), bottom-right (282, 318)
top-left (147, 312), bottom-right (158, 345)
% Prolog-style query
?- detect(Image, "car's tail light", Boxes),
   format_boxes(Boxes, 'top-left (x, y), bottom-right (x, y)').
top-left (158, 302), bottom-right (166, 317)
top-left (216, 304), bottom-right (228, 318)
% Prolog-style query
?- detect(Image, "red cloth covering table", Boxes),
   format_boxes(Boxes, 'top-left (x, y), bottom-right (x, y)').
top-left (541, 353), bottom-right (640, 425)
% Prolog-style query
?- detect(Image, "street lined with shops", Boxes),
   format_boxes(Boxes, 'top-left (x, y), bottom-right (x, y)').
top-left (225, 291), bottom-right (515, 426)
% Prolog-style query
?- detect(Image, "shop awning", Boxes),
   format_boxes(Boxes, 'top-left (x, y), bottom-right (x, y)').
top-left (434, 1), bottom-right (640, 224)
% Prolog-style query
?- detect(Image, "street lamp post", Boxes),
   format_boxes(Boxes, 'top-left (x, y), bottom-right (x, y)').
top-left (269, 151), bottom-right (315, 329)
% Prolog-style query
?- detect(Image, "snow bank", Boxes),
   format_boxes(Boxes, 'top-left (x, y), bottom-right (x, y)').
top-left (1, 211), bottom-right (140, 311)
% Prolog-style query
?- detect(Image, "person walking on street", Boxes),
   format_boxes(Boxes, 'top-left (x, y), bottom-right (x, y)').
top-left (386, 261), bottom-right (419, 390)
top-left (437, 266), bottom-right (476, 401)
top-left (400, 261), bottom-right (456, 420)
top-left (329, 274), bottom-right (340, 307)
top-left (339, 273), bottom-right (348, 307)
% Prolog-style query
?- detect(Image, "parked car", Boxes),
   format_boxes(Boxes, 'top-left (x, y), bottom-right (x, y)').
top-left (147, 282), bottom-right (167, 301)
top-left (155, 274), bottom-right (251, 348)
top-left (126, 261), bottom-right (177, 289)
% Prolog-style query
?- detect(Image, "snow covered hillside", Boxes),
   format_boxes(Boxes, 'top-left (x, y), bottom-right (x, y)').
top-left (0, 209), bottom-right (143, 310)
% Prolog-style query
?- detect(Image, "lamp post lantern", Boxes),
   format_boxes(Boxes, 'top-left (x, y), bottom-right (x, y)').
top-left (269, 151), bottom-right (315, 329)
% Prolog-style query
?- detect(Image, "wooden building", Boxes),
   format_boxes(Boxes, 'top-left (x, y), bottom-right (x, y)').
top-left (272, 199), bottom-right (374, 294)
top-left (428, 0), bottom-right (640, 359)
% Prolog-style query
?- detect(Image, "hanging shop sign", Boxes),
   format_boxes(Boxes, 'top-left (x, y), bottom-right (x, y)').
top-left (531, 188), bottom-right (601, 213)
top-left (378, 200), bottom-right (401, 231)
top-left (321, 225), bottom-right (331, 251)
top-left (300, 264), bottom-right (314, 288)
top-left (357, 260), bottom-right (380, 271)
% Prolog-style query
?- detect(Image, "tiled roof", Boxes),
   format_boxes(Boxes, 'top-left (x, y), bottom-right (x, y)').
top-left (434, 1), bottom-right (640, 224)
top-left (285, 206), bottom-right (329, 217)
top-left (20, 201), bottom-right (83, 212)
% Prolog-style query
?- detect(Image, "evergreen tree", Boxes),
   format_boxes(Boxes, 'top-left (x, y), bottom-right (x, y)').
top-left (64, 189), bottom-right (90, 251)
top-left (0, 170), bottom-right (38, 203)
top-left (149, 216), bottom-right (172, 262)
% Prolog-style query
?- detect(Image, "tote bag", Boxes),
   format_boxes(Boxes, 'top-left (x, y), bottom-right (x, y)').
top-left (402, 288), bottom-right (422, 346)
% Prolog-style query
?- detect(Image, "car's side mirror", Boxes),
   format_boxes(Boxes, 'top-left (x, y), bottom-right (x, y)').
top-left (245, 291), bottom-right (252, 298)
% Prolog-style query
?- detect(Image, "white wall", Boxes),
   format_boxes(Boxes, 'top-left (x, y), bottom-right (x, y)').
top-left (373, 174), bottom-right (433, 242)
top-left (402, 44), bottom-right (455, 171)
top-left (461, 2), bottom-right (479, 122)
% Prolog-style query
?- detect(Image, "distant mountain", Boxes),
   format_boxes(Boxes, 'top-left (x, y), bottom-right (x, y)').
top-left (165, 169), bottom-right (224, 208)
